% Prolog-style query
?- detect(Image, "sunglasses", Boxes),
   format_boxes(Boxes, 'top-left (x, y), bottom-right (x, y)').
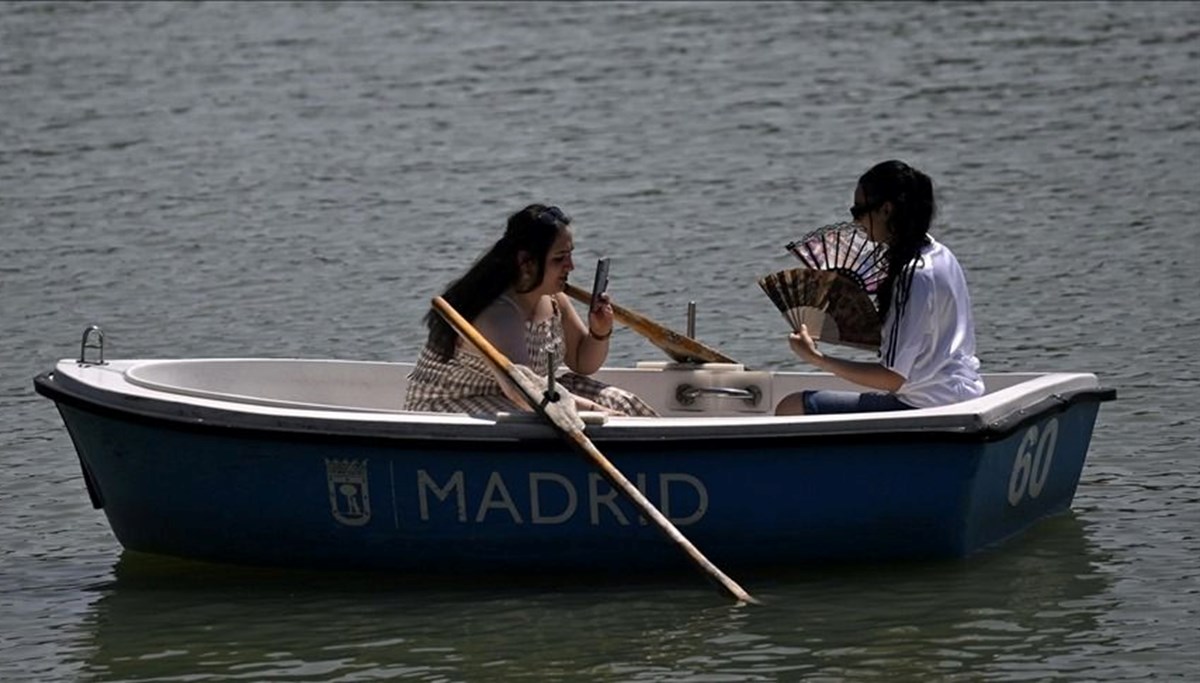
top-left (535, 206), bottom-right (571, 225)
top-left (849, 201), bottom-right (881, 220)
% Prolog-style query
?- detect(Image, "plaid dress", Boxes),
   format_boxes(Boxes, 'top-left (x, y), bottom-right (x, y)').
top-left (405, 296), bottom-right (658, 417)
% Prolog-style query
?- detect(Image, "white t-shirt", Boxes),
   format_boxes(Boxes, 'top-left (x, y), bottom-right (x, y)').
top-left (880, 236), bottom-right (984, 408)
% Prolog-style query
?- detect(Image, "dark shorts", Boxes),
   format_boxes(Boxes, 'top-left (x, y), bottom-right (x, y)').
top-left (802, 390), bottom-right (915, 415)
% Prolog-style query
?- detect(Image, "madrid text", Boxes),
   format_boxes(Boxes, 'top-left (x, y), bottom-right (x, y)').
top-left (415, 469), bottom-right (708, 526)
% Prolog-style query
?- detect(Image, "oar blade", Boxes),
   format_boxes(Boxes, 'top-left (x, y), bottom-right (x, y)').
top-left (563, 284), bottom-right (739, 365)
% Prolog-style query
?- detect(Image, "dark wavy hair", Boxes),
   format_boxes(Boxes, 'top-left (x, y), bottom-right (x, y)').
top-left (422, 204), bottom-right (571, 360)
top-left (857, 160), bottom-right (936, 360)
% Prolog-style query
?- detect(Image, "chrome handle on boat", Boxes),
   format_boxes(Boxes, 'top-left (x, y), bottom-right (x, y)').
top-left (78, 325), bottom-right (106, 366)
top-left (675, 383), bottom-right (762, 407)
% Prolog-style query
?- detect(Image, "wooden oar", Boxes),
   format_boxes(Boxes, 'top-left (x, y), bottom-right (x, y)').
top-left (563, 283), bottom-right (740, 365)
top-left (431, 296), bottom-right (757, 605)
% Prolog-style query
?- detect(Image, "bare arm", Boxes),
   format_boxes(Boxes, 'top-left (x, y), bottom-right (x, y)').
top-left (468, 302), bottom-right (536, 408)
top-left (787, 325), bottom-right (905, 393)
top-left (558, 291), bottom-right (612, 376)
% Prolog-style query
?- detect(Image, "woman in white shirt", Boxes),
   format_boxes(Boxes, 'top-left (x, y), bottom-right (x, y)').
top-left (776, 160), bottom-right (984, 415)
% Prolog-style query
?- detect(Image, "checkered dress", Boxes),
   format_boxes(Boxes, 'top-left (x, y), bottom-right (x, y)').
top-left (405, 297), bottom-right (658, 417)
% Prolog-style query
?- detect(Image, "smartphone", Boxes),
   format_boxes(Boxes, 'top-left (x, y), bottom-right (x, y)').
top-left (590, 257), bottom-right (610, 312)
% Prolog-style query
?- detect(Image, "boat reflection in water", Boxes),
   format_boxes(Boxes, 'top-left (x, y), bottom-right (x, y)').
top-left (72, 513), bottom-right (1113, 681)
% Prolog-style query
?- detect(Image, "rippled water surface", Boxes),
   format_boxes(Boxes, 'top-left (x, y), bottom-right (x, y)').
top-left (2, 1), bottom-right (1198, 680)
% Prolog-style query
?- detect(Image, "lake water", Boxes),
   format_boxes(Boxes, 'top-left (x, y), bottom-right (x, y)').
top-left (2, 1), bottom-right (1198, 680)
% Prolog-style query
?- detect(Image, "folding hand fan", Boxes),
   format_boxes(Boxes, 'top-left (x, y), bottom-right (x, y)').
top-left (757, 268), bottom-right (882, 350)
top-left (785, 222), bottom-right (888, 294)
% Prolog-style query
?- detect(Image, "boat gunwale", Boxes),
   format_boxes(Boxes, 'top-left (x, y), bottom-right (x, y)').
top-left (33, 360), bottom-right (1117, 448)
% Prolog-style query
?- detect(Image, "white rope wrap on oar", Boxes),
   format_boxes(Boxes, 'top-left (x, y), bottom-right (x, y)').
top-left (508, 364), bottom-right (585, 432)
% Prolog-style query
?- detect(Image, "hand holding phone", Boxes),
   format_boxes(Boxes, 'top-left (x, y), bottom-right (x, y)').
top-left (590, 257), bottom-right (610, 312)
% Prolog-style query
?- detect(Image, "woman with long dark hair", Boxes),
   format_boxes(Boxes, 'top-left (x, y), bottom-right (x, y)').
top-left (776, 160), bottom-right (984, 415)
top-left (405, 203), bottom-right (657, 417)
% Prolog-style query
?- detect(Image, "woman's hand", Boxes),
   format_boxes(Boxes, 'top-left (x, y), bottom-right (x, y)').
top-left (587, 292), bottom-right (614, 341)
top-left (787, 324), bottom-right (906, 392)
top-left (788, 324), bottom-right (824, 367)
top-left (576, 397), bottom-right (620, 416)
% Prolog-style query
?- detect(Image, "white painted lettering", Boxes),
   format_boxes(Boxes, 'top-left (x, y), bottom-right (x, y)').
top-left (476, 472), bottom-right (523, 523)
top-left (660, 473), bottom-right (707, 525)
top-left (1007, 417), bottom-right (1061, 505)
top-left (530, 472), bottom-right (577, 524)
top-left (1028, 419), bottom-right (1060, 498)
top-left (417, 470), bottom-right (466, 522)
top-left (589, 473), bottom-right (628, 526)
top-left (412, 469), bottom-right (711, 527)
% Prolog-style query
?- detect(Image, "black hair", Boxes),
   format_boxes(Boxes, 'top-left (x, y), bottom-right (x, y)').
top-left (857, 160), bottom-right (936, 361)
top-left (422, 204), bottom-right (571, 360)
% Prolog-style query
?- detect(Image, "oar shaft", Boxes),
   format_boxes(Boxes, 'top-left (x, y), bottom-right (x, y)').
top-left (563, 430), bottom-right (757, 604)
top-left (431, 296), bottom-right (756, 605)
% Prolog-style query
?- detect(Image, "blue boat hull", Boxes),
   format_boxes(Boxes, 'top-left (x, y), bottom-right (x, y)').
top-left (52, 398), bottom-right (1104, 573)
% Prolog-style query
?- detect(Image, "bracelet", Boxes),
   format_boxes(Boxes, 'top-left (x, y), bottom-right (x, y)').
top-left (588, 327), bottom-right (612, 341)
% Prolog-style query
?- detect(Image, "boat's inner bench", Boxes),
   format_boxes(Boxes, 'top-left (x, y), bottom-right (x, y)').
top-left (612, 362), bottom-right (774, 417)
top-left (596, 361), bottom-right (889, 417)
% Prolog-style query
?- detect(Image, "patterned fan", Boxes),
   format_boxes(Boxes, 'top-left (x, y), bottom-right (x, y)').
top-left (757, 268), bottom-right (882, 350)
top-left (785, 222), bottom-right (888, 294)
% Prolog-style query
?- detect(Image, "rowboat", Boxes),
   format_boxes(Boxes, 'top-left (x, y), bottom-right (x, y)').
top-left (33, 324), bottom-right (1115, 578)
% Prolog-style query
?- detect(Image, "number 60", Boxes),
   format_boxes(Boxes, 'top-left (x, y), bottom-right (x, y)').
top-left (1007, 418), bottom-right (1060, 506)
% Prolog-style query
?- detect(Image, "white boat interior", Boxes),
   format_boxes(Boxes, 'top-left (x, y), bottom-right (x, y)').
top-left (49, 357), bottom-right (1109, 439)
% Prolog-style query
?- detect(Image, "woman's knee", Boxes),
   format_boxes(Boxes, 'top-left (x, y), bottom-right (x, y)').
top-left (775, 392), bottom-right (807, 416)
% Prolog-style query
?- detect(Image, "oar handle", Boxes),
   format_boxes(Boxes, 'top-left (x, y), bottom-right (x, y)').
top-left (430, 296), bottom-right (757, 605)
top-left (563, 283), bottom-right (740, 365)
